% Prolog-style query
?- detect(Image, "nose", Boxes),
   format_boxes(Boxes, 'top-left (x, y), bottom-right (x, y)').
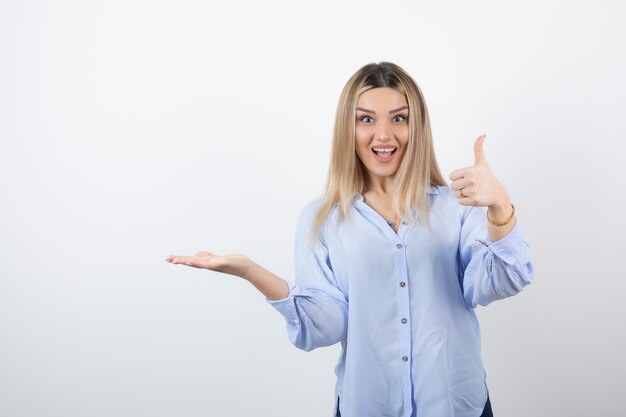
top-left (375, 120), bottom-right (392, 141)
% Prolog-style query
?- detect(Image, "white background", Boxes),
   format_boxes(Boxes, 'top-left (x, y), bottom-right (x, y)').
top-left (1, 0), bottom-right (625, 416)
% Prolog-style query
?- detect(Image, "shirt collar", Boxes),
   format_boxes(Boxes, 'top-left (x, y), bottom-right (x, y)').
top-left (351, 185), bottom-right (439, 203)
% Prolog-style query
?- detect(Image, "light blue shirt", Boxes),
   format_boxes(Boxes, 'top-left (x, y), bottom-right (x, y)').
top-left (267, 185), bottom-right (534, 417)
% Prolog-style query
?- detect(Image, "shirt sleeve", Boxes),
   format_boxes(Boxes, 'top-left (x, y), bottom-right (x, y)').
top-left (458, 204), bottom-right (534, 308)
top-left (266, 202), bottom-right (348, 352)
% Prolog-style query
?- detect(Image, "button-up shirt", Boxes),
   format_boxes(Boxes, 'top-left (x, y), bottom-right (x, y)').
top-left (267, 185), bottom-right (534, 417)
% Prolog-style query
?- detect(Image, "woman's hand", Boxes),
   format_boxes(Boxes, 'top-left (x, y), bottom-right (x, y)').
top-left (449, 134), bottom-right (516, 242)
top-left (165, 251), bottom-right (251, 278)
top-left (165, 252), bottom-right (290, 300)
top-left (448, 134), bottom-right (510, 209)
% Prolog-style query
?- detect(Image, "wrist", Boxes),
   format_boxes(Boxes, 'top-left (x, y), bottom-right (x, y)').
top-left (238, 256), bottom-right (255, 281)
top-left (488, 192), bottom-right (509, 211)
top-left (487, 198), bottom-right (515, 225)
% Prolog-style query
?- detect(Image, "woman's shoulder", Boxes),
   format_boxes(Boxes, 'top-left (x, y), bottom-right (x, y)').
top-left (431, 184), bottom-right (449, 197)
top-left (430, 184), bottom-right (457, 209)
top-left (300, 196), bottom-right (327, 216)
top-left (297, 196), bottom-right (340, 226)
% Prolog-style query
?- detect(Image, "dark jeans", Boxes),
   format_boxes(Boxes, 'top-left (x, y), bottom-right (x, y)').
top-left (335, 396), bottom-right (493, 417)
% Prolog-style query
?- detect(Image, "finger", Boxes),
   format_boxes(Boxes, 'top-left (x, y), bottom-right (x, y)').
top-left (457, 188), bottom-right (485, 207)
top-left (449, 166), bottom-right (471, 181)
top-left (449, 178), bottom-right (471, 192)
top-left (454, 187), bottom-right (477, 205)
top-left (474, 134), bottom-right (486, 165)
top-left (166, 255), bottom-right (195, 266)
top-left (454, 186), bottom-right (470, 198)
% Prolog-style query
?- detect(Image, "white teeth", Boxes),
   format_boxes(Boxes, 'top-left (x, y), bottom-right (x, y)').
top-left (373, 148), bottom-right (395, 152)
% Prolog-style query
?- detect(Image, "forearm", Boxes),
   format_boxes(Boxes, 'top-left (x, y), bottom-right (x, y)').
top-left (460, 195), bottom-right (534, 308)
top-left (240, 258), bottom-right (290, 301)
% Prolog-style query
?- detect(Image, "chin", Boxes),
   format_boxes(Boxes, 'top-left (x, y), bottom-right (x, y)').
top-left (368, 166), bottom-right (399, 178)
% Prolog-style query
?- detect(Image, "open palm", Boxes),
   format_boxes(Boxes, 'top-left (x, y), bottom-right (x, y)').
top-left (165, 251), bottom-right (250, 277)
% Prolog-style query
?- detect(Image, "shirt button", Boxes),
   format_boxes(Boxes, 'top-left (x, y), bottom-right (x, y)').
top-left (399, 281), bottom-right (406, 287)
top-left (396, 243), bottom-right (403, 249)
top-left (401, 318), bottom-right (408, 324)
top-left (402, 220), bottom-right (408, 225)
top-left (402, 356), bottom-right (409, 362)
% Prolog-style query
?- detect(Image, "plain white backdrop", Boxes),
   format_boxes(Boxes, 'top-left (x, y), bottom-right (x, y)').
top-left (1, 0), bottom-right (625, 416)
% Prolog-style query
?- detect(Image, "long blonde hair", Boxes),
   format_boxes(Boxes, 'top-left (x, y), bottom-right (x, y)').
top-left (308, 62), bottom-right (448, 247)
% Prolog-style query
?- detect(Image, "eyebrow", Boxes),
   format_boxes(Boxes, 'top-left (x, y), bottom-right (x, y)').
top-left (355, 105), bottom-right (409, 115)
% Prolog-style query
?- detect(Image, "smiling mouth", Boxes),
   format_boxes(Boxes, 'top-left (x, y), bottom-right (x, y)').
top-left (372, 148), bottom-right (397, 157)
top-left (371, 148), bottom-right (398, 163)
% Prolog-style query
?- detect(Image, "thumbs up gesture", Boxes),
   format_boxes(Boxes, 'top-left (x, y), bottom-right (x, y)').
top-left (448, 134), bottom-right (510, 210)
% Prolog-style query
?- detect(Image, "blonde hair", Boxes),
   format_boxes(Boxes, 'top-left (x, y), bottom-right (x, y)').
top-left (308, 62), bottom-right (448, 247)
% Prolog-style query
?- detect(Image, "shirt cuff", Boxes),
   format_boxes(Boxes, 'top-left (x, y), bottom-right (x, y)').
top-left (482, 218), bottom-right (529, 265)
top-left (266, 280), bottom-right (301, 325)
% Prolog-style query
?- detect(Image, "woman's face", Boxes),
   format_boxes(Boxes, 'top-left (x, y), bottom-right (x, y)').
top-left (355, 87), bottom-right (409, 184)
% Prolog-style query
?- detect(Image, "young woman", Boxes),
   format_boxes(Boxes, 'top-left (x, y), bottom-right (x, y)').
top-left (166, 62), bottom-right (534, 417)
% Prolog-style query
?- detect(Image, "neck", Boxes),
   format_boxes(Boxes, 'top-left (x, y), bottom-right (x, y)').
top-left (365, 175), bottom-right (395, 195)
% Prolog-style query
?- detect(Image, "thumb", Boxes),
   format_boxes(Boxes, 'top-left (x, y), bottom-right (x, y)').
top-left (474, 134), bottom-right (487, 165)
